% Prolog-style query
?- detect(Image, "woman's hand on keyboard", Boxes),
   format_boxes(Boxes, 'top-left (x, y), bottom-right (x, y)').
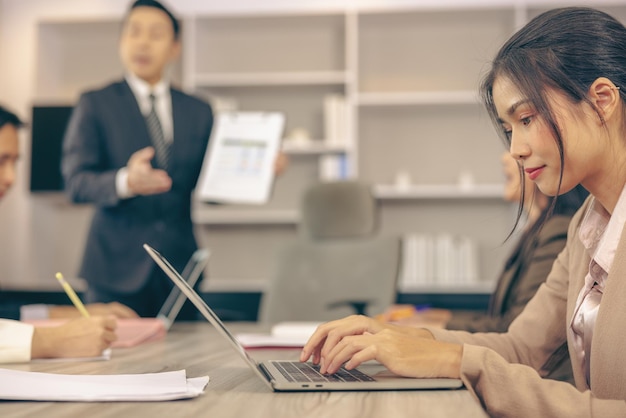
top-left (298, 315), bottom-right (459, 379)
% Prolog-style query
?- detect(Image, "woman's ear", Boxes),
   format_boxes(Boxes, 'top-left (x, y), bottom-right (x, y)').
top-left (588, 77), bottom-right (621, 123)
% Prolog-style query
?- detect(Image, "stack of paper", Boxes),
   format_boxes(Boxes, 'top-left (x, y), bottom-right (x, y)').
top-left (0, 369), bottom-right (209, 401)
top-left (236, 321), bottom-right (321, 349)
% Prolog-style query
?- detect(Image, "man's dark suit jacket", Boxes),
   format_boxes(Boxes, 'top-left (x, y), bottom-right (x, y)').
top-left (62, 80), bottom-right (213, 295)
top-left (0, 299), bottom-right (20, 320)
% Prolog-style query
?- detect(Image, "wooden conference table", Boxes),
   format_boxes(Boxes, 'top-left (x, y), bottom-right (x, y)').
top-left (0, 322), bottom-right (487, 418)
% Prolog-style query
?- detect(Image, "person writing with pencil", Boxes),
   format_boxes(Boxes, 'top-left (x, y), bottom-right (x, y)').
top-left (0, 105), bottom-right (137, 363)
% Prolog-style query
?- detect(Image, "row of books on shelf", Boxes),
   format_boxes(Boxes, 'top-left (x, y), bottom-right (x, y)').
top-left (399, 233), bottom-right (479, 287)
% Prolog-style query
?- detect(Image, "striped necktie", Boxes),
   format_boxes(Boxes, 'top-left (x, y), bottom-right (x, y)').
top-left (145, 93), bottom-right (170, 170)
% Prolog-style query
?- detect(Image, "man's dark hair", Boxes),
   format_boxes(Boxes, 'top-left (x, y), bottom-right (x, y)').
top-left (0, 106), bottom-right (24, 130)
top-left (128, 0), bottom-right (180, 39)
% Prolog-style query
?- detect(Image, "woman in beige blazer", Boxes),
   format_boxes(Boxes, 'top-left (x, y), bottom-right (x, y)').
top-left (301, 7), bottom-right (626, 417)
top-left (384, 153), bottom-right (587, 382)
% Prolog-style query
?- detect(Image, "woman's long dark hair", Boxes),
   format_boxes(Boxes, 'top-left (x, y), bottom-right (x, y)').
top-left (532, 184), bottom-right (589, 235)
top-left (504, 184), bottom-right (589, 271)
top-left (481, 7), bottom-right (626, 231)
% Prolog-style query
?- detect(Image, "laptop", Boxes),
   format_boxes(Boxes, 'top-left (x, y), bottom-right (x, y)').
top-left (111, 247), bottom-right (211, 348)
top-left (25, 248), bottom-right (211, 349)
top-left (144, 243), bottom-right (463, 392)
top-left (156, 247), bottom-right (211, 330)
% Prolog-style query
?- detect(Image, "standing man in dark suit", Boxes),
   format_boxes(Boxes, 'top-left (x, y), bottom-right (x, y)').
top-left (62, 0), bottom-right (212, 318)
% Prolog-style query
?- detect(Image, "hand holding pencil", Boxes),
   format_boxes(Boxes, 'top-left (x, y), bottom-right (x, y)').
top-left (55, 272), bottom-right (91, 317)
top-left (52, 272), bottom-right (138, 319)
top-left (29, 272), bottom-right (119, 360)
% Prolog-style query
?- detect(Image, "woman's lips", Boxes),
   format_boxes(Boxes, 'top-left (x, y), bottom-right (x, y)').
top-left (525, 166), bottom-right (545, 181)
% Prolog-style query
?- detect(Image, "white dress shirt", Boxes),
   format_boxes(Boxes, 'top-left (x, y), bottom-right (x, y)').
top-left (116, 73), bottom-right (174, 198)
top-left (570, 183), bottom-right (626, 388)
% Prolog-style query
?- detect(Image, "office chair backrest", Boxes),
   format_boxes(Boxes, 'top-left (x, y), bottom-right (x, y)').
top-left (301, 181), bottom-right (377, 240)
top-left (260, 237), bottom-right (401, 323)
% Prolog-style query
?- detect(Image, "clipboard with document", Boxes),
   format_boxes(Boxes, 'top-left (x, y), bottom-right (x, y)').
top-left (195, 112), bottom-right (285, 204)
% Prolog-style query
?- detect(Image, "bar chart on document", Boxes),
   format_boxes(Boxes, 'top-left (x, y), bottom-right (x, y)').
top-left (195, 112), bottom-right (285, 204)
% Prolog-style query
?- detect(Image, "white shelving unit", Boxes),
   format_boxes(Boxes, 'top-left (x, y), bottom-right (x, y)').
top-left (33, 1), bottom-right (626, 295)
top-left (180, 6), bottom-right (519, 290)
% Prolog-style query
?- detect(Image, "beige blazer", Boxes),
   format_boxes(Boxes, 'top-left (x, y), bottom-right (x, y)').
top-left (431, 197), bottom-right (626, 417)
top-left (447, 215), bottom-right (574, 382)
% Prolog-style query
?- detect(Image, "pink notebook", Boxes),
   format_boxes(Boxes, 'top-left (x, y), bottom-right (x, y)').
top-left (109, 318), bottom-right (166, 348)
top-left (24, 318), bottom-right (167, 348)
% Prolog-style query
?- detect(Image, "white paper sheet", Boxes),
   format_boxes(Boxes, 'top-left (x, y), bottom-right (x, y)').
top-left (236, 321), bottom-right (321, 348)
top-left (195, 112), bottom-right (285, 204)
top-left (0, 368), bottom-right (209, 401)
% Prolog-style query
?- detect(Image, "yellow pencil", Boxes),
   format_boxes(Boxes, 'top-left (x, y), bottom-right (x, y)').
top-left (55, 272), bottom-right (90, 318)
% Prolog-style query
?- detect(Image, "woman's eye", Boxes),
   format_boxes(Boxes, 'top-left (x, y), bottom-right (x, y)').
top-left (521, 116), bottom-right (533, 126)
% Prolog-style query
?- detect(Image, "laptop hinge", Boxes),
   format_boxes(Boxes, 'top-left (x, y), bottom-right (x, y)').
top-left (258, 363), bottom-right (276, 384)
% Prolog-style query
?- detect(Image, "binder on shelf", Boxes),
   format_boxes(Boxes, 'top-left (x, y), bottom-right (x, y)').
top-left (323, 94), bottom-right (348, 146)
top-left (321, 94), bottom-right (350, 180)
top-left (195, 112), bottom-right (285, 204)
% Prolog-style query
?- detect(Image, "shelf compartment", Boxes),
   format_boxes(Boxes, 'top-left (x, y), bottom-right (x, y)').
top-left (358, 105), bottom-right (504, 187)
top-left (357, 8), bottom-right (515, 93)
top-left (193, 14), bottom-right (346, 75)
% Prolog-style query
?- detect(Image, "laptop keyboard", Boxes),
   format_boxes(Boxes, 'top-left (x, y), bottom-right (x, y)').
top-left (273, 361), bottom-right (375, 383)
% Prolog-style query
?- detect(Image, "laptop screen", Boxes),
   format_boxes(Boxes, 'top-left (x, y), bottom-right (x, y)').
top-left (143, 244), bottom-right (263, 373)
top-left (156, 248), bottom-right (210, 328)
